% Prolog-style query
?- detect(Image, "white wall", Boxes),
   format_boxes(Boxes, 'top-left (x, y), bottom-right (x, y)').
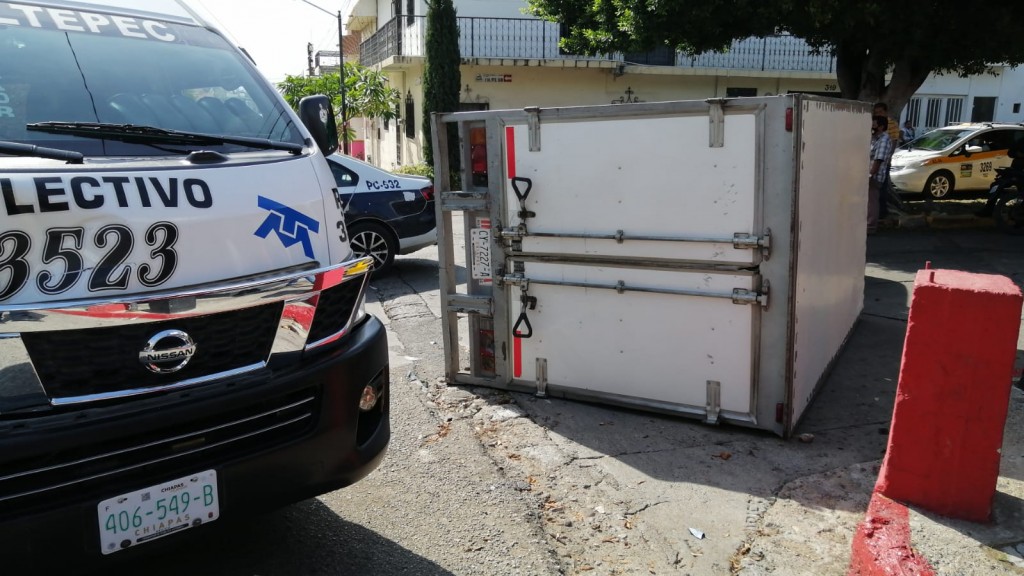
top-left (905, 65), bottom-right (1024, 129)
top-left (453, 0), bottom-right (532, 19)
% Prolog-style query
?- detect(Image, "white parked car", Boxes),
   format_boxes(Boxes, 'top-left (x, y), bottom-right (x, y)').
top-left (890, 123), bottom-right (1024, 198)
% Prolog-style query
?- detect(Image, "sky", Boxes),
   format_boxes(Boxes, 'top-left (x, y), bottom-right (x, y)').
top-left (189, 0), bottom-right (350, 84)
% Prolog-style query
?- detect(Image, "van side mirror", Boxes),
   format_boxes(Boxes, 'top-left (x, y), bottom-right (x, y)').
top-left (298, 95), bottom-right (339, 156)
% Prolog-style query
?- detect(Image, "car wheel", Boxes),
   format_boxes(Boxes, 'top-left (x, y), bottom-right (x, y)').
top-left (348, 222), bottom-right (397, 275)
top-left (924, 171), bottom-right (955, 199)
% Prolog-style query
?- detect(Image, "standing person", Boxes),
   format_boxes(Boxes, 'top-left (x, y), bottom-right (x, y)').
top-left (900, 120), bottom-right (916, 145)
top-left (873, 102), bottom-right (900, 219)
top-left (869, 115), bottom-right (894, 234)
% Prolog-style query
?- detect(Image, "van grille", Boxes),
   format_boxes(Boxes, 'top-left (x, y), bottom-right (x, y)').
top-left (306, 280), bottom-right (363, 344)
top-left (20, 304), bottom-right (283, 399)
top-left (0, 388), bottom-right (318, 513)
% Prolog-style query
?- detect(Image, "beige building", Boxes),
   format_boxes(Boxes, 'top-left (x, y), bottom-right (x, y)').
top-left (342, 0), bottom-right (1024, 169)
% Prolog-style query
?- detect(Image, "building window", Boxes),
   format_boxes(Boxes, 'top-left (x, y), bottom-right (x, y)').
top-left (924, 98), bottom-right (942, 129)
top-left (906, 97), bottom-right (921, 127)
top-left (406, 0), bottom-right (415, 26)
top-left (972, 96), bottom-right (996, 123)
top-left (404, 91), bottom-right (415, 139)
top-left (726, 87), bottom-right (757, 98)
top-left (944, 97), bottom-right (964, 125)
top-left (622, 46), bottom-right (675, 66)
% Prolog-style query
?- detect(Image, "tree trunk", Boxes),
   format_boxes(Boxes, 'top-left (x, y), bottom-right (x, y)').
top-left (882, 57), bottom-right (932, 120)
top-left (834, 42), bottom-right (864, 100)
top-left (835, 40), bottom-right (932, 123)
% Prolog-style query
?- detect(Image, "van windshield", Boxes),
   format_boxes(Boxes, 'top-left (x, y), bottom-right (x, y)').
top-left (907, 128), bottom-right (976, 151)
top-left (0, 4), bottom-right (303, 157)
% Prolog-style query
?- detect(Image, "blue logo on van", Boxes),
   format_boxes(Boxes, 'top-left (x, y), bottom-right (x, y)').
top-left (254, 196), bottom-right (320, 259)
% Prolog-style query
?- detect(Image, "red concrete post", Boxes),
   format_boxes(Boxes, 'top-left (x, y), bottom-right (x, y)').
top-left (876, 269), bottom-right (1022, 522)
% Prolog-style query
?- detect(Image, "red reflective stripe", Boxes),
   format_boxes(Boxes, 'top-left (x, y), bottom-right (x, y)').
top-left (513, 334), bottom-right (522, 378)
top-left (505, 126), bottom-right (516, 179)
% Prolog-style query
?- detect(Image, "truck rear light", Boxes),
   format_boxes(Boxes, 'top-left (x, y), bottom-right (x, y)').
top-left (420, 185), bottom-right (434, 201)
top-left (785, 107), bottom-right (793, 132)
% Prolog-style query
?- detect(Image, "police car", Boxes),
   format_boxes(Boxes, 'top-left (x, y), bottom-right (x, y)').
top-left (325, 154), bottom-right (437, 274)
top-left (890, 123), bottom-right (1024, 198)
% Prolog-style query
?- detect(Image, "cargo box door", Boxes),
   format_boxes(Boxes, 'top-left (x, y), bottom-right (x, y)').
top-left (498, 107), bottom-right (765, 423)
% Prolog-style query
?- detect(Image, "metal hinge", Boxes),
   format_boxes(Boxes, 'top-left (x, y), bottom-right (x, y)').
top-left (535, 358), bottom-right (548, 397)
top-left (705, 380), bottom-right (721, 424)
top-left (731, 279), bottom-right (769, 308)
top-left (497, 225), bottom-right (527, 241)
top-left (706, 98), bottom-right (726, 148)
top-left (500, 273), bottom-right (527, 288)
top-left (525, 106), bottom-right (541, 151)
top-left (732, 229), bottom-right (771, 260)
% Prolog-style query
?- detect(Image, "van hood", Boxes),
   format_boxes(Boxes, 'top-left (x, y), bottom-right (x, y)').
top-left (0, 155), bottom-right (347, 306)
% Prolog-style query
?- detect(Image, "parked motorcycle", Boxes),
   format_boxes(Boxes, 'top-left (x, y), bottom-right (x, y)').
top-left (990, 166), bottom-right (1024, 234)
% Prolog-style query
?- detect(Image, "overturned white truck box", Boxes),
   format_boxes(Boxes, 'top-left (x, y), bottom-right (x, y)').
top-left (432, 94), bottom-right (869, 437)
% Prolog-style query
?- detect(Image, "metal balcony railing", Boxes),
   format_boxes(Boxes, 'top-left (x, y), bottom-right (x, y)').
top-left (676, 36), bottom-right (835, 72)
top-left (359, 16), bottom-right (836, 74)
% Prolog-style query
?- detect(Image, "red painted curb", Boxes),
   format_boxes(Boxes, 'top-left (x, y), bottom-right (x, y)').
top-left (848, 491), bottom-right (934, 576)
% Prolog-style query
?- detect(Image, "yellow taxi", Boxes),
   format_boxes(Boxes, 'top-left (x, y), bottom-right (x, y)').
top-left (890, 123), bottom-right (1024, 198)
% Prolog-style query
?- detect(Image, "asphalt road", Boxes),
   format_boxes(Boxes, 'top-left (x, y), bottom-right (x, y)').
top-left (69, 222), bottom-right (1024, 576)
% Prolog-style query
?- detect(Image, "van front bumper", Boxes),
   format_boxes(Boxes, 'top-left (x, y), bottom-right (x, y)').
top-left (0, 314), bottom-right (389, 572)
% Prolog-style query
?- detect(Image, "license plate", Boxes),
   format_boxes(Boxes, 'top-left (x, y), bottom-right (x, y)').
top-left (470, 227), bottom-right (492, 283)
top-left (97, 470), bottom-right (219, 555)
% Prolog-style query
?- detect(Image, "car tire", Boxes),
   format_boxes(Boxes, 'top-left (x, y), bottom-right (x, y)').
top-left (348, 221), bottom-right (397, 275)
top-left (924, 171), bottom-right (955, 199)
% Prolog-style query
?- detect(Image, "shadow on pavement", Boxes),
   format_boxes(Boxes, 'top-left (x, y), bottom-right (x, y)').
top-left (376, 225), bottom-right (1024, 510)
top-left (65, 499), bottom-right (455, 576)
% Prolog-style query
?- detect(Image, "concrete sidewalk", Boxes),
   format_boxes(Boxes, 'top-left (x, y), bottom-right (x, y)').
top-left (374, 226), bottom-right (1024, 575)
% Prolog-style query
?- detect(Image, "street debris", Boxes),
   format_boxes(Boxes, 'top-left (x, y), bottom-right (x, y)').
top-left (798, 433), bottom-right (815, 443)
top-left (689, 527), bottom-right (705, 539)
top-left (420, 421), bottom-right (452, 446)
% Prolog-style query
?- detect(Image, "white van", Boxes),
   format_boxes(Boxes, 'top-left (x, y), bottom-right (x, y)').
top-left (0, 1), bottom-right (389, 569)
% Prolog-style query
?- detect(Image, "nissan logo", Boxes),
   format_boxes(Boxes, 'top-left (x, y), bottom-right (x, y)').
top-left (139, 329), bottom-right (197, 374)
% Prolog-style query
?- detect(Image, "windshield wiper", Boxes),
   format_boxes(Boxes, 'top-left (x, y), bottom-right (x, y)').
top-left (0, 140), bottom-right (84, 163)
top-left (26, 122), bottom-right (304, 154)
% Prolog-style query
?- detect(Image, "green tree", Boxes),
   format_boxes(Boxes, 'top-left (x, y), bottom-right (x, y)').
top-left (278, 62), bottom-right (400, 144)
top-left (422, 0), bottom-right (461, 171)
top-left (527, 0), bottom-right (1024, 118)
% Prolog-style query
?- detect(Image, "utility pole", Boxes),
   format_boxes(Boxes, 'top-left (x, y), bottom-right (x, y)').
top-left (337, 9), bottom-right (348, 155)
top-left (298, 0), bottom-right (349, 154)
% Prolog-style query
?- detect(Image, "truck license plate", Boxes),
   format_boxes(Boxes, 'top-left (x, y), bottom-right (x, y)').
top-left (97, 470), bottom-right (219, 555)
top-left (470, 227), bottom-right (492, 282)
